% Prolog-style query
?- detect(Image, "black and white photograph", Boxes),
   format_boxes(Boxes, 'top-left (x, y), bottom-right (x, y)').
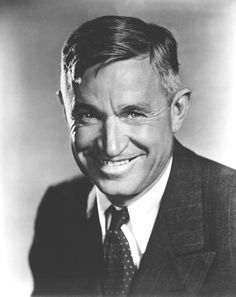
top-left (1, 0), bottom-right (236, 296)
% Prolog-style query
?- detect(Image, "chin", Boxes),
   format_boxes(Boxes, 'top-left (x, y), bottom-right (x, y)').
top-left (95, 179), bottom-right (139, 198)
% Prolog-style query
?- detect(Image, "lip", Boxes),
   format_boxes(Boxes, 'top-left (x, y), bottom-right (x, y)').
top-left (89, 155), bottom-right (142, 176)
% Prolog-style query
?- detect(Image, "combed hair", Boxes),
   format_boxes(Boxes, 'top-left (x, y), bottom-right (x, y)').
top-left (62, 15), bottom-right (181, 100)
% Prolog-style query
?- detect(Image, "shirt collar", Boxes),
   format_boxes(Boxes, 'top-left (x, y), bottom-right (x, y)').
top-left (127, 157), bottom-right (172, 252)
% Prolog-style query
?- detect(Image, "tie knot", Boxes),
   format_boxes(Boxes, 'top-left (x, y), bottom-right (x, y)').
top-left (108, 206), bottom-right (129, 231)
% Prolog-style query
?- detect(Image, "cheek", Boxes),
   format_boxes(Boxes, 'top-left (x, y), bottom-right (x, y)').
top-left (72, 126), bottom-right (100, 151)
top-left (132, 121), bottom-right (171, 148)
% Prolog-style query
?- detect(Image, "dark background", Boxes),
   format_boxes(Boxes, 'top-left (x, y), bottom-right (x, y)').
top-left (0, 0), bottom-right (235, 296)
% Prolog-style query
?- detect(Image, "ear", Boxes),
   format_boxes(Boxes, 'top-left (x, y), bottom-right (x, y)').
top-left (171, 88), bottom-right (191, 133)
top-left (56, 89), bottom-right (68, 123)
top-left (56, 90), bottom-right (64, 105)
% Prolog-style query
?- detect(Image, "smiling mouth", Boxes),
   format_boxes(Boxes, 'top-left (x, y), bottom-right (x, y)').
top-left (89, 155), bottom-right (140, 173)
top-left (99, 156), bottom-right (138, 167)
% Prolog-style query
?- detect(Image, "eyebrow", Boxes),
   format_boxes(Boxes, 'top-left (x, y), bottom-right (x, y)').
top-left (71, 102), bottom-right (153, 116)
top-left (118, 103), bottom-right (153, 113)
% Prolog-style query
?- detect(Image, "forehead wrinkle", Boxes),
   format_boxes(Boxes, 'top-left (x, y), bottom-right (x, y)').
top-left (117, 102), bottom-right (153, 112)
top-left (72, 82), bottom-right (100, 108)
top-left (106, 65), bottom-right (164, 109)
top-left (94, 58), bottom-right (155, 93)
top-left (69, 58), bottom-right (167, 115)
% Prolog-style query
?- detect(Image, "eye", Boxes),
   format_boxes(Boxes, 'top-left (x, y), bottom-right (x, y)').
top-left (75, 111), bottom-right (100, 124)
top-left (127, 111), bottom-right (145, 119)
top-left (81, 112), bottom-right (96, 119)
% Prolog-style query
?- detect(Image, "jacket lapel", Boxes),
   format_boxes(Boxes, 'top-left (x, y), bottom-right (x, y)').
top-left (130, 211), bottom-right (187, 296)
top-left (84, 201), bottom-right (104, 296)
top-left (130, 140), bottom-right (216, 296)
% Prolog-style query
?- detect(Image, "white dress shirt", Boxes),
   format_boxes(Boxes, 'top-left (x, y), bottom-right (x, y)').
top-left (86, 158), bottom-right (172, 268)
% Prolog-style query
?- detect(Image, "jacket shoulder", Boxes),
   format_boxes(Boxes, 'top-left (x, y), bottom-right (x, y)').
top-left (198, 152), bottom-right (236, 192)
top-left (175, 141), bottom-right (236, 264)
top-left (175, 140), bottom-right (236, 186)
top-left (46, 175), bottom-right (93, 197)
top-left (174, 141), bottom-right (236, 222)
top-left (40, 175), bottom-right (92, 206)
top-left (33, 175), bottom-right (93, 232)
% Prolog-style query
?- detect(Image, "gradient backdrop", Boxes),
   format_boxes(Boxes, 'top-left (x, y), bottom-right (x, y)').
top-left (0, 0), bottom-right (236, 296)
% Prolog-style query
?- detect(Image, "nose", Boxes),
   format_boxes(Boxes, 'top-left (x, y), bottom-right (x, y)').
top-left (97, 118), bottom-right (129, 157)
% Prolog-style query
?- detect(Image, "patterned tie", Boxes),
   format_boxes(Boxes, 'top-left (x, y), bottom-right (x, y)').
top-left (102, 206), bottom-right (136, 297)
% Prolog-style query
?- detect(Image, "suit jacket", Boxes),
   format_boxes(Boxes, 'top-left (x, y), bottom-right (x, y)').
top-left (29, 141), bottom-right (236, 296)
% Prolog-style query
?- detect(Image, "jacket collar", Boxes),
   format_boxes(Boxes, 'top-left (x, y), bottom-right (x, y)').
top-left (162, 139), bottom-right (205, 255)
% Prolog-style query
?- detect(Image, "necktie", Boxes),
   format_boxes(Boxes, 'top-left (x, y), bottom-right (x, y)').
top-left (102, 206), bottom-right (136, 297)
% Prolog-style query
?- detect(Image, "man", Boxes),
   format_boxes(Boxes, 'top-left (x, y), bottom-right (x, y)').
top-left (29, 16), bottom-right (236, 296)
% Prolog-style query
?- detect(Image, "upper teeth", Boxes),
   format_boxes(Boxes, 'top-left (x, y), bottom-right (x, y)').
top-left (101, 159), bottom-right (130, 166)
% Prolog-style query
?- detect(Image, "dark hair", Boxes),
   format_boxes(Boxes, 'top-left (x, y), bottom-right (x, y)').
top-left (61, 15), bottom-right (181, 98)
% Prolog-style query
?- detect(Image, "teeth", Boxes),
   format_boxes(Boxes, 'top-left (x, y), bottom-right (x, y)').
top-left (100, 159), bottom-right (130, 166)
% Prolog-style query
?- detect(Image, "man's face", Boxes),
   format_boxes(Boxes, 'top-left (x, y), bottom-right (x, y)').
top-left (62, 58), bottom-right (176, 205)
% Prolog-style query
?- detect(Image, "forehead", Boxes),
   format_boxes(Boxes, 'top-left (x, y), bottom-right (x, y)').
top-left (62, 57), bottom-right (166, 107)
